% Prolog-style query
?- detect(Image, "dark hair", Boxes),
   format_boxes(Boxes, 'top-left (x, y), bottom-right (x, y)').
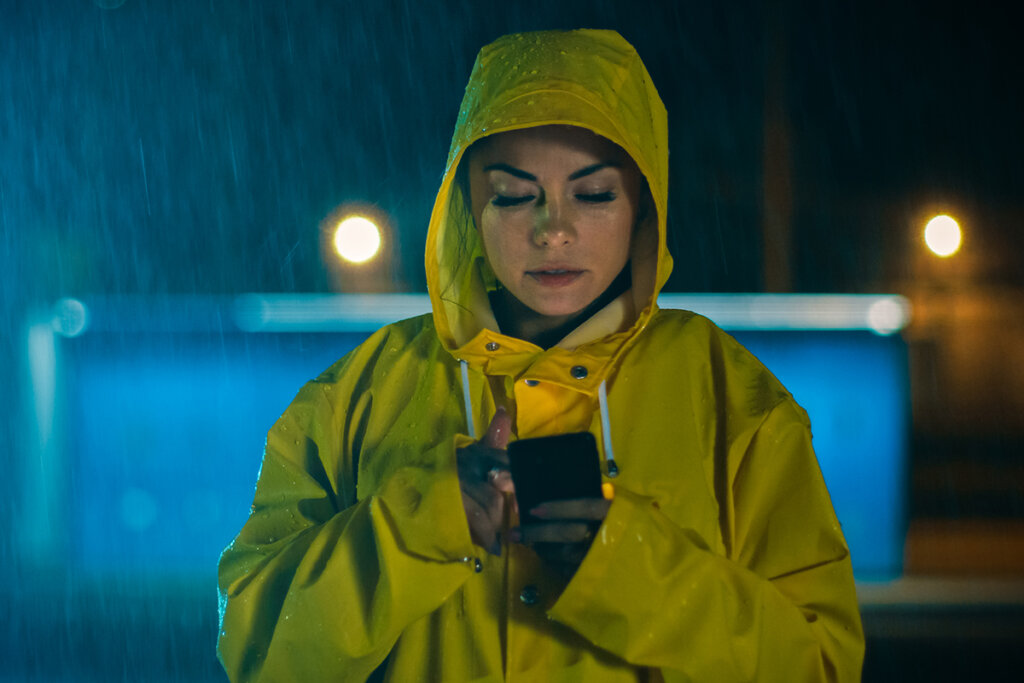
top-left (453, 143), bottom-right (477, 223)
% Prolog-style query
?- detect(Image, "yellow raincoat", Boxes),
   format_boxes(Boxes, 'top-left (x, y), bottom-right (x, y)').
top-left (218, 29), bottom-right (864, 682)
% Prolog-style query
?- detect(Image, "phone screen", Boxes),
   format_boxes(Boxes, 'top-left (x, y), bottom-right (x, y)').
top-left (508, 432), bottom-right (603, 524)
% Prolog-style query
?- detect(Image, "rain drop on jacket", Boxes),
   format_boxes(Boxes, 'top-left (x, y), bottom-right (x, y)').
top-left (217, 28), bottom-right (865, 682)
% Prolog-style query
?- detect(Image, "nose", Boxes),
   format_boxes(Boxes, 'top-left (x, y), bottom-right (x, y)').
top-left (532, 196), bottom-right (575, 247)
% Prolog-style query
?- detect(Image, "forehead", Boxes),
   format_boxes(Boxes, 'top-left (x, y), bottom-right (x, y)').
top-left (470, 125), bottom-right (628, 167)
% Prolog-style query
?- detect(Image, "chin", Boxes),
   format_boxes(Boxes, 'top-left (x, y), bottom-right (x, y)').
top-left (526, 297), bottom-right (592, 319)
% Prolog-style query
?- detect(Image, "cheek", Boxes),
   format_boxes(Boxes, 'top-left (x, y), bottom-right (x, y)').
top-left (478, 208), bottom-right (498, 256)
top-left (479, 211), bottom-right (522, 274)
top-left (619, 203), bottom-right (639, 246)
top-left (596, 210), bottom-right (635, 273)
top-left (589, 207), bottom-right (635, 251)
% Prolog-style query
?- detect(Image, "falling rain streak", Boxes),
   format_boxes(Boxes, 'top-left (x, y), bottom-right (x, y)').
top-left (2, 1), bottom-right (1022, 681)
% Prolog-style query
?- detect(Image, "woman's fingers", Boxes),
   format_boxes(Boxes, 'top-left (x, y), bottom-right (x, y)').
top-left (488, 467), bottom-right (515, 494)
top-left (457, 444), bottom-right (509, 483)
top-left (515, 521), bottom-right (595, 544)
top-left (456, 413), bottom-right (511, 486)
top-left (461, 491), bottom-right (487, 539)
top-left (511, 496), bottom-right (610, 577)
top-left (456, 409), bottom-right (516, 556)
top-left (514, 524), bottom-right (598, 580)
top-left (463, 479), bottom-right (506, 526)
top-left (530, 498), bottom-right (610, 521)
top-left (533, 542), bottom-right (588, 573)
top-left (483, 406), bottom-right (512, 450)
top-left (461, 490), bottom-right (503, 555)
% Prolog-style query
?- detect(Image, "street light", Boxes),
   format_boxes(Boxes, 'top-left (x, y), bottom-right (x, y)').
top-left (333, 215), bottom-right (382, 264)
top-left (924, 214), bottom-right (962, 258)
top-left (320, 204), bottom-right (397, 292)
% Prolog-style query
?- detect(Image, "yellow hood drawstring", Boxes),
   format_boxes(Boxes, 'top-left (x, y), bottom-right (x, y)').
top-left (598, 380), bottom-right (619, 478)
top-left (459, 359), bottom-right (476, 440)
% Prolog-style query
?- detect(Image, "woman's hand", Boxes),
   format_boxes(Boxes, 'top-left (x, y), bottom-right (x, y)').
top-left (512, 497), bottom-right (611, 579)
top-left (456, 408), bottom-right (514, 555)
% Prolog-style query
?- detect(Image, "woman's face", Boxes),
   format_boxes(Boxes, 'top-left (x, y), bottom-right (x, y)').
top-left (468, 125), bottom-right (642, 320)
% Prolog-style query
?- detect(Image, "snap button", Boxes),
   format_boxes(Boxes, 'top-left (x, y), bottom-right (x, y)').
top-left (570, 365), bottom-right (588, 379)
top-left (519, 585), bottom-right (540, 606)
top-left (485, 341), bottom-right (500, 351)
top-left (524, 379), bottom-right (539, 386)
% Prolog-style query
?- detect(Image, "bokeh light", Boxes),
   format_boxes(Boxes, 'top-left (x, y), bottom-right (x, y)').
top-left (333, 215), bottom-right (382, 264)
top-left (51, 297), bottom-right (89, 338)
top-left (867, 297), bottom-right (910, 336)
top-left (924, 214), bottom-right (962, 257)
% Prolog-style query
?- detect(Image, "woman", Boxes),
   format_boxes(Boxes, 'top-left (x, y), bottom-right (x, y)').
top-left (218, 29), bottom-right (864, 682)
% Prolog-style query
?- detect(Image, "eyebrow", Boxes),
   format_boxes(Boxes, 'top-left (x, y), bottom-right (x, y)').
top-left (568, 162), bottom-right (620, 180)
top-left (482, 163), bottom-right (537, 181)
top-left (481, 161), bottom-right (620, 182)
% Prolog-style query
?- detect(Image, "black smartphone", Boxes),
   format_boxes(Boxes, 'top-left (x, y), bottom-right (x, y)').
top-left (508, 432), bottom-right (604, 524)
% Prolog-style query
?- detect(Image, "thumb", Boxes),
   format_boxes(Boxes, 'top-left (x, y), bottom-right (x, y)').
top-left (483, 406), bottom-right (511, 450)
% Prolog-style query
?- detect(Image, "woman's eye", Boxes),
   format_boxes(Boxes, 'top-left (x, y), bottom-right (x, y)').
top-left (491, 194), bottom-right (534, 207)
top-left (576, 191), bottom-right (616, 203)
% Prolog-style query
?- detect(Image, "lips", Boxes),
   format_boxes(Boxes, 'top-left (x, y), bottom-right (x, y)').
top-left (526, 266), bottom-right (584, 287)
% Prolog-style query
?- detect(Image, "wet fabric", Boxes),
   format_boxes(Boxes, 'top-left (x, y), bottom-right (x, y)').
top-left (217, 28), bottom-right (864, 682)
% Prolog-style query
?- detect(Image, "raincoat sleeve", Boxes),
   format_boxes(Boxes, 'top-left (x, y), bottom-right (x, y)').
top-left (548, 398), bottom-right (864, 682)
top-left (216, 348), bottom-right (478, 682)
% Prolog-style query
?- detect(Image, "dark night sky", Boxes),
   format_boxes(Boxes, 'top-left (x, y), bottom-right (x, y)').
top-left (2, 0), bottom-right (1021, 309)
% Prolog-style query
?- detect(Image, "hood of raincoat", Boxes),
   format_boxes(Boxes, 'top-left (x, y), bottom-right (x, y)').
top-left (425, 29), bottom-right (672, 356)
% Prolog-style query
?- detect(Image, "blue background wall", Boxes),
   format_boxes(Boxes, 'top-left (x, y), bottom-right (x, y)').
top-left (33, 298), bottom-right (908, 586)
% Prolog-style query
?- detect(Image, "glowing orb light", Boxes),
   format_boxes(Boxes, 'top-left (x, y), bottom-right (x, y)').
top-left (333, 215), bottom-right (382, 264)
top-left (924, 215), bottom-right (962, 257)
top-left (867, 297), bottom-right (910, 336)
top-left (52, 297), bottom-right (89, 338)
